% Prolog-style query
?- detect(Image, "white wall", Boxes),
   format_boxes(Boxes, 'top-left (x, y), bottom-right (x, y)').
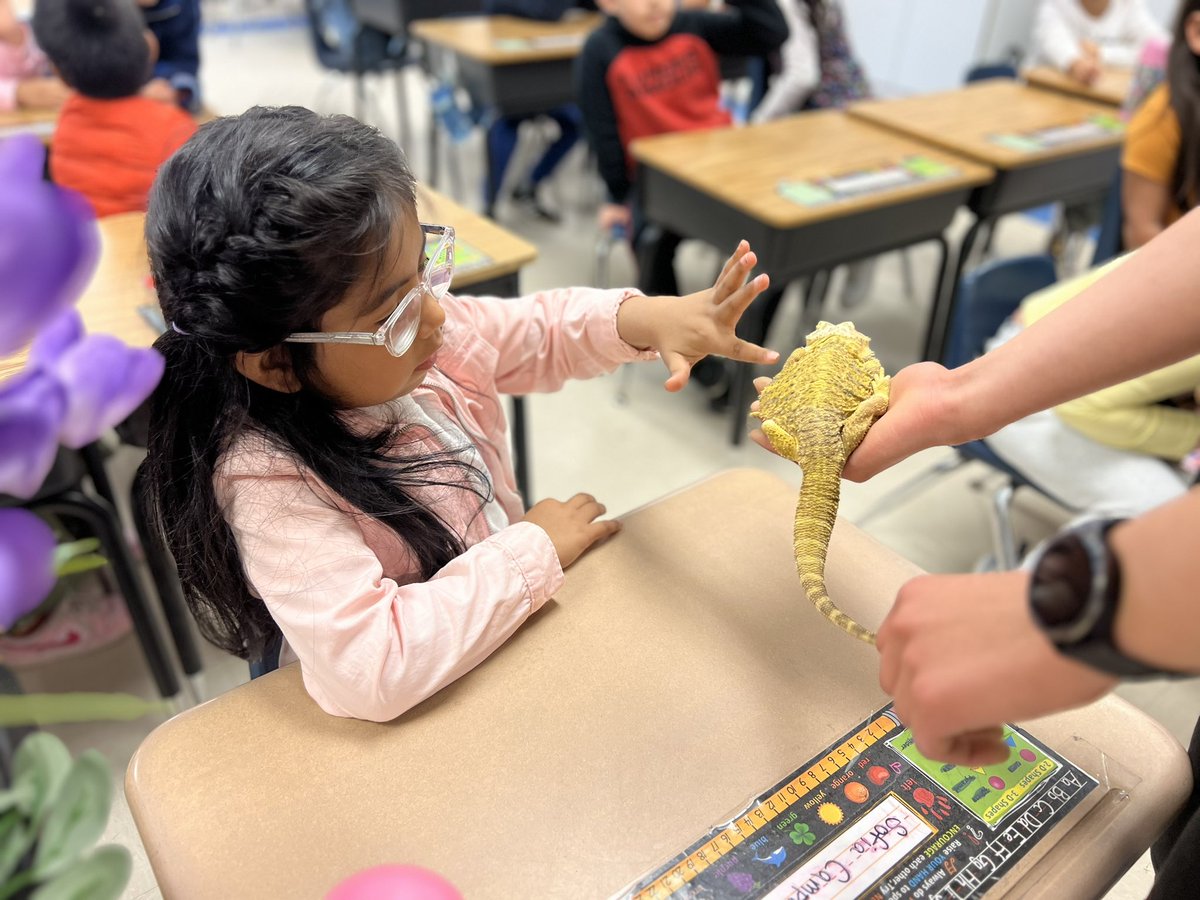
top-left (842, 0), bottom-right (1179, 98)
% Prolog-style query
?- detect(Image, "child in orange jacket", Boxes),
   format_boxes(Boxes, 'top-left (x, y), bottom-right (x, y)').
top-left (33, 0), bottom-right (195, 217)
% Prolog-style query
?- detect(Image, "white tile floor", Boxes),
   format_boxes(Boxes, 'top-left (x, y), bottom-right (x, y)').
top-left (9, 6), bottom-right (1199, 898)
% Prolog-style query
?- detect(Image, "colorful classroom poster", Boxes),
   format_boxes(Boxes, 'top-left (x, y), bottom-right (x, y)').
top-left (619, 705), bottom-right (1097, 900)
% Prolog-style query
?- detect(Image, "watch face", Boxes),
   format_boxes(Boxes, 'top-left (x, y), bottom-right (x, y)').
top-left (1030, 535), bottom-right (1104, 643)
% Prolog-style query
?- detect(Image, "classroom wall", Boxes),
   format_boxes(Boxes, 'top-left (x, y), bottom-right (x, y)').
top-left (842, 0), bottom-right (1178, 97)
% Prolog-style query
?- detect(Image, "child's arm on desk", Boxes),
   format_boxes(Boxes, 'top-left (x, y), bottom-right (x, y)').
top-left (685, 0), bottom-right (788, 56)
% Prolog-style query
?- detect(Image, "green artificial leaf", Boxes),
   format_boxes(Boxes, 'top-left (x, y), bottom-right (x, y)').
top-left (52, 556), bottom-right (108, 578)
top-left (50, 540), bottom-right (100, 573)
top-left (32, 752), bottom-right (111, 881)
top-left (0, 811), bottom-right (33, 889)
top-left (11, 734), bottom-right (72, 823)
top-left (0, 695), bottom-right (171, 728)
top-left (30, 846), bottom-right (130, 900)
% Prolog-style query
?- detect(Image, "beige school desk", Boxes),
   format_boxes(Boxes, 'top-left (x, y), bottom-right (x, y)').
top-left (125, 469), bottom-right (1190, 899)
top-left (849, 79), bottom-right (1124, 362)
top-left (629, 109), bottom-right (994, 444)
top-left (1024, 65), bottom-right (1133, 108)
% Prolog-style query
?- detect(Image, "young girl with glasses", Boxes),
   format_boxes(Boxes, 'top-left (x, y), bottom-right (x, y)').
top-left (142, 106), bottom-right (776, 721)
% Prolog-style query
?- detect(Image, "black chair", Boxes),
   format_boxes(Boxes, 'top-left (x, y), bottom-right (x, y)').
top-left (856, 255), bottom-right (1071, 569)
top-left (305, 0), bottom-right (416, 146)
top-left (4, 448), bottom-right (185, 700)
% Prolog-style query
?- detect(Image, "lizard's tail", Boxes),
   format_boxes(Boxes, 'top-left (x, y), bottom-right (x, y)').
top-left (794, 458), bottom-right (877, 645)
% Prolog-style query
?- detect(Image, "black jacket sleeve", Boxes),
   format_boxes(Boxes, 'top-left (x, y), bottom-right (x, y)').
top-left (680, 0), bottom-right (789, 56)
top-left (576, 29), bottom-right (632, 204)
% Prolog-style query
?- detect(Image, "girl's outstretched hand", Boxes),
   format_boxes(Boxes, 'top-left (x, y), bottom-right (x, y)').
top-left (616, 240), bottom-right (779, 392)
top-left (522, 493), bottom-right (621, 569)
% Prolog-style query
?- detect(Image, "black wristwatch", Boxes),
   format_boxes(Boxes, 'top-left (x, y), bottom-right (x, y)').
top-left (1026, 518), bottom-right (1177, 679)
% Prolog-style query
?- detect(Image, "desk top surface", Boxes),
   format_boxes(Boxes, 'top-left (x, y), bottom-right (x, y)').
top-left (0, 189), bottom-right (536, 381)
top-left (630, 110), bottom-right (994, 229)
top-left (409, 13), bottom-right (602, 64)
top-left (849, 79), bottom-right (1124, 169)
top-left (125, 469), bottom-right (1190, 900)
top-left (1024, 64), bottom-right (1133, 107)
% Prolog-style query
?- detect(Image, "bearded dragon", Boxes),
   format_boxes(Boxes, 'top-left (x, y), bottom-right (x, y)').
top-left (752, 321), bottom-right (890, 644)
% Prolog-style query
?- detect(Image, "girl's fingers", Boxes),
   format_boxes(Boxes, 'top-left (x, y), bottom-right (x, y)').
top-left (661, 350), bottom-right (692, 392)
top-left (716, 240), bottom-right (748, 287)
top-left (715, 272), bottom-right (770, 326)
top-left (721, 336), bottom-right (779, 366)
top-left (714, 249), bottom-right (757, 303)
top-left (748, 428), bottom-right (777, 453)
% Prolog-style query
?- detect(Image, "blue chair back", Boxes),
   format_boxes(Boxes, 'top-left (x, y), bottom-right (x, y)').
top-left (964, 62), bottom-right (1018, 84)
top-left (304, 0), bottom-right (405, 74)
top-left (943, 255), bottom-right (1058, 370)
top-left (1092, 167), bottom-right (1124, 267)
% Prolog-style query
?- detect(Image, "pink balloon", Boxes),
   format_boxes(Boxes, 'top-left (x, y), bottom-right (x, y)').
top-left (326, 866), bottom-right (462, 900)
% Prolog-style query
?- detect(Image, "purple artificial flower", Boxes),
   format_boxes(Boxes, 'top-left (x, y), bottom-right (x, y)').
top-left (29, 310), bottom-right (164, 449)
top-left (0, 135), bottom-right (98, 356)
top-left (0, 371), bottom-right (67, 499)
top-left (0, 508), bottom-right (57, 630)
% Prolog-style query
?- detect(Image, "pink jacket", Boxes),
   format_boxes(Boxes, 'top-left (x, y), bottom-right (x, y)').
top-left (216, 286), bottom-right (652, 721)
top-left (0, 25), bottom-right (49, 113)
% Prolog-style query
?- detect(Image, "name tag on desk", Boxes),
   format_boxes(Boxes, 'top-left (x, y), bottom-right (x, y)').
top-left (778, 156), bottom-right (959, 208)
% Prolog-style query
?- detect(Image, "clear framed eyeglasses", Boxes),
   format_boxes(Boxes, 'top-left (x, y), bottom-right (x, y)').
top-left (284, 223), bottom-right (455, 358)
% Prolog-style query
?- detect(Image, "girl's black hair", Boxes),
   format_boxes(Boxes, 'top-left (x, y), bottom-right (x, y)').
top-left (142, 106), bottom-right (489, 660)
top-left (1168, 0), bottom-right (1200, 211)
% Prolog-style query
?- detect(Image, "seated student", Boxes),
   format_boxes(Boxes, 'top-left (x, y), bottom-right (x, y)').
top-left (1122, 0), bottom-right (1200, 249)
top-left (482, 0), bottom-right (595, 221)
top-left (1030, 0), bottom-right (1167, 85)
top-left (0, 0), bottom-right (67, 113)
top-left (141, 106), bottom-right (778, 721)
top-left (137, 0), bottom-right (201, 111)
top-left (32, 0), bottom-right (196, 218)
top-left (577, 0), bottom-right (786, 397)
top-left (985, 256), bottom-right (1198, 518)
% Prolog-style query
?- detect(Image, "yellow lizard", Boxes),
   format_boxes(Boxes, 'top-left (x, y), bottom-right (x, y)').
top-left (752, 321), bottom-right (890, 644)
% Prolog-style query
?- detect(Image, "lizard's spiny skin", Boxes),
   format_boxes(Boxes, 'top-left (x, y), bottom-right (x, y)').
top-left (752, 322), bottom-right (890, 644)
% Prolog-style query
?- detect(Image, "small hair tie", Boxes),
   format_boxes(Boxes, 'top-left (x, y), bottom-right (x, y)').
top-left (170, 322), bottom-right (190, 336)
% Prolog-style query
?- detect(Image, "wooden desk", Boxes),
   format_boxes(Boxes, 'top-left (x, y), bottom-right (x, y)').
top-left (630, 110), bottom-right (994, 442)
top-left (1025, 64), bottom-right (1133, 107)
top-left (0, 191), bottom-right (539, 499)
top-left (125, 469), bottom-right (1190, 899)
top-left (0, 107), bottom-right (57, 142)
top-left (850, 79), bottom-right (1124, 360)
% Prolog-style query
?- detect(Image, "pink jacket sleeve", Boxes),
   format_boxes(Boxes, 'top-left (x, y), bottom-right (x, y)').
top-left (220, 470), bottom-right (563, 722)
top-left (0, 26), bottom-right (49, 113)
top-left (448, 286), bottom-right (658, 396)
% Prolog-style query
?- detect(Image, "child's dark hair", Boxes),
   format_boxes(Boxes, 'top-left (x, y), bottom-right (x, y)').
top-left (33, 0), bottom-right (151, 98)
top-left (1168, 0), bottom-right (1200, 210)
top-left (142, 106), bottom-right (489, 660)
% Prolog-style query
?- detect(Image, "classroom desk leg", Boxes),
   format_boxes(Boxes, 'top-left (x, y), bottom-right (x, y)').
top-left (34, 491), bottom-right (182, 701)
top-left (510, 396), bottom-right (531, 507)
top-left (927, 234), bottom-right (952, 358)
top-left (924, 219), bottom-right (986, 364)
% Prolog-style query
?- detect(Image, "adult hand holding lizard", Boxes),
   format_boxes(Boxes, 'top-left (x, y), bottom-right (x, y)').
top-left (750, 210), bottom-right (1200, 765)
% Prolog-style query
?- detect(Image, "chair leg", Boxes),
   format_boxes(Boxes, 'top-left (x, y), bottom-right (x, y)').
top-left (131, 468), bottom-right (204, 701)
top-left (34, 491), bottom-right (181, 701)
top-left (510, 396), bottom-right (531, 507)
top-left (393, 69), bottom-right (412, 153)
top-left (987, 480), bottom-right (1020, 571)
top-left (79, 442), bottom-right (118, 514)
top-left (852, 454), bottom-right (966, 526)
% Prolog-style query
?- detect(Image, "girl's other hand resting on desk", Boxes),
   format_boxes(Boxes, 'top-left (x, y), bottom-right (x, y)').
top-left (522, 494), bottom-right (621, 568)
top-left (617, 240), bottom-right (779, 391)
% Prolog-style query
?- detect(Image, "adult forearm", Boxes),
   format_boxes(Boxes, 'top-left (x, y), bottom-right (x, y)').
top-left (1111, 490), bottom-right (1200, 673)
top-left (946, 209), bottom-right (1200, 443)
